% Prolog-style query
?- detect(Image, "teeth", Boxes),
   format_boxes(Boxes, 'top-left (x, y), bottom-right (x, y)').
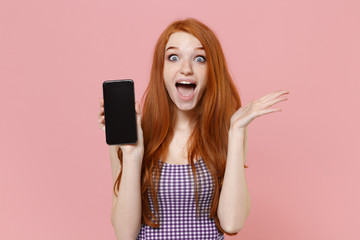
top-left (178, 81), bottom-right (193, 84)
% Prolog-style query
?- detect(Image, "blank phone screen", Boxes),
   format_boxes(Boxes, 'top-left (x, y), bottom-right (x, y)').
top-left (102, 80), bottom-right (137, 145)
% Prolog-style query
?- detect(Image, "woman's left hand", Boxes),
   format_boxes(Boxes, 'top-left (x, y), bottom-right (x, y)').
top-left (230, 89), bottom-right (290, 131)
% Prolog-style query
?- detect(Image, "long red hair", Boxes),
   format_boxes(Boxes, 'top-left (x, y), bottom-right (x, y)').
top-left (114, 18), bottom-right (247, 236)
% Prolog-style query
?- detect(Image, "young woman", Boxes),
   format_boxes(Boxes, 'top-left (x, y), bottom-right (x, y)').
top-left (98, 18), bottom-right (289, 240)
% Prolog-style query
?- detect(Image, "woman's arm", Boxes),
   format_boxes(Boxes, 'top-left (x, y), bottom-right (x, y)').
top-left (110, 146), bottom-right (142, 240)
top-left (99, 99), bottom-right (144, 239)
top-left (217, 89), bottom-right (289, 233)
top-left (217, 128), bottom-right (251, 233)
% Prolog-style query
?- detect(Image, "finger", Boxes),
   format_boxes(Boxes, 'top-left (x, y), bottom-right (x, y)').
top-left (263, 96), bottom-right (288, 109)
top-left (135, 101), bottom-right (140, 115)
top-left (98, 120), bottom-right (105, 131)
top-left (135, 102), bottom-right (143, 144)
top-left (261, 90), bottom-right (290, 102)
top-left (135, 102), bottom-right (142, 125)
top-left (257, 108), bottom-right (282, 116)
top-left (98, 115), bottom-right (105, 122)
top-left (99, 123), bottom-right (105, 131)
top-left (99, 98), bottom-right (104, 107)
top-left (98, 108), bottom-right (104, 118)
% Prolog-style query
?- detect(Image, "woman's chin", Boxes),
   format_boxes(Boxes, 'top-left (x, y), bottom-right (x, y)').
top-left (174, 102), bottom-right (197, 112)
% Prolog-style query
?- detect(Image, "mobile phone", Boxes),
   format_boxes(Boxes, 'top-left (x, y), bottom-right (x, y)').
top-left (102, 79), bottom-right (137, 145)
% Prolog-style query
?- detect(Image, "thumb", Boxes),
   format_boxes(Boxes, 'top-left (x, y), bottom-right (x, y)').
top-left (135, 101), bottom-right (142, 119)
top-left (134, 101), bottom-right (143, 144)
top-left (135, 102), bottom-right (143, 130)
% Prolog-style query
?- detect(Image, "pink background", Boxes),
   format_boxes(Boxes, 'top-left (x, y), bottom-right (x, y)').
top-left (1, 0), bottom-right (359, 239)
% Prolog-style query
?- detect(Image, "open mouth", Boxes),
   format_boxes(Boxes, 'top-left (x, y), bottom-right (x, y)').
top-left (175, 81), bottom-right (197, 97)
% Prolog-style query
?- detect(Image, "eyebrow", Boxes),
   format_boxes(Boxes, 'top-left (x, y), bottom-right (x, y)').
top-left (165, 46), bottom-right (204, 51)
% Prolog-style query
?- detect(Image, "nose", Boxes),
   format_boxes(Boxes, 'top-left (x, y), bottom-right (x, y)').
top-left (180, 59), bottom-right (193, 75)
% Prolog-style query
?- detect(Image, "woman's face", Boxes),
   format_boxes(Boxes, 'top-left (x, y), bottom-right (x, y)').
top-left (163, 31), bottom-right (208, 112)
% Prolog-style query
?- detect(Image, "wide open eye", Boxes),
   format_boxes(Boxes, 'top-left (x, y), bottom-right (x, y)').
top-left (168, 54), bottom-right (179, 61)
top-left (195, 55), bottom-right (206, 63)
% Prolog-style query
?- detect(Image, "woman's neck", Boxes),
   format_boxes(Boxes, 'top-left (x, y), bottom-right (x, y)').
top-left (174, 108), bottom-right (197, 132)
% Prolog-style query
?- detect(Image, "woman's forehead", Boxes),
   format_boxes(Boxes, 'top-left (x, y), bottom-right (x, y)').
top-left (165, 31), bottom-right (203, 50)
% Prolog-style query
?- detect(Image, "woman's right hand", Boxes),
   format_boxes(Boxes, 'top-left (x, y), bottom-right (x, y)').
top-left (98, 98), bottom-right (144, 162)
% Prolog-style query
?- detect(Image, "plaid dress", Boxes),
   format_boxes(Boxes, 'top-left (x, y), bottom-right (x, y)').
top-left (136, 159), bottom-right (224, 240)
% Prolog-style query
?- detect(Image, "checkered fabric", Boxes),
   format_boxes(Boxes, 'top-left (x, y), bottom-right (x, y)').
top-left (136, 159), bottom-right (224, 240)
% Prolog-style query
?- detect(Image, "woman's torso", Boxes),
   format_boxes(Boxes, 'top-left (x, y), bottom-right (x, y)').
top-left (136, 158), bottom-right (224, 240)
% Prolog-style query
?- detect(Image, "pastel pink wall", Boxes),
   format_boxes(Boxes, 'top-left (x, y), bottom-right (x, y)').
top-left (1, 0), bottom-right (359, 239)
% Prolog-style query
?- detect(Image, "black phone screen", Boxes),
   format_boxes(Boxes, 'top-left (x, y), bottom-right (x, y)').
top-left (102, 79), bottom-right (137, 145)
